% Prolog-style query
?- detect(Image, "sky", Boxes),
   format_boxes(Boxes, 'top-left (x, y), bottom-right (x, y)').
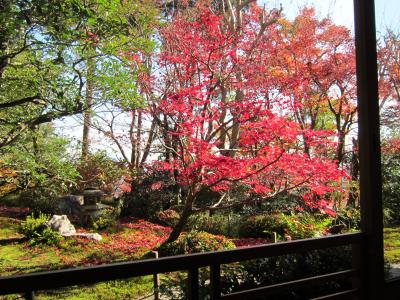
top-left (261, 0), bottom-right (354, 28)
top-left (260, 0), bottom-right (399, 33)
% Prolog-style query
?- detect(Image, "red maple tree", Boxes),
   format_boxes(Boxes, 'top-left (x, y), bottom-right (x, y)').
top-left (140, 3), bottom-right (347, 243)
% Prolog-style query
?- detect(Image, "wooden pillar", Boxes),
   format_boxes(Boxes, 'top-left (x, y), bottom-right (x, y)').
top-left (25, 291), bottom-right (35, 300)
top-left (187, 268), bottom-right (199, 300)
top-left (354, 0), bottom-right (384, 298)
top-left (152, 251), bottom-right (160, 300)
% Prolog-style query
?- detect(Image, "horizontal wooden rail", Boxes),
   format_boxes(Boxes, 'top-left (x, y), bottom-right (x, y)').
top-left (311, 288), bottom-right (359, 300)
top-left (221, 269), bottom-right (358, 299)
top-left (384, 278), bottom-right (400, 300)
top-left (0, 232), bottom-right (364, 298)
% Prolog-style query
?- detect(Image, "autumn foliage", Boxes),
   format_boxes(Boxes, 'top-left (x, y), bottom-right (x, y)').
top-left (126, 3), bottom-right (355, 243)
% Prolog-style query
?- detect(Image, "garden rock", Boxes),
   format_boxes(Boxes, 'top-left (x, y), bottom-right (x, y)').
top-left (45, 215), bottom-right (76, 236)
top-left (45, 215), bottom-right (102, 241)
top-left (74, 233), bottom-right (102, 241)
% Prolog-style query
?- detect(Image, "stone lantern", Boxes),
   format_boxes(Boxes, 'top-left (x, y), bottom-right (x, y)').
top-left (81, 187), bottom-right (105, 226)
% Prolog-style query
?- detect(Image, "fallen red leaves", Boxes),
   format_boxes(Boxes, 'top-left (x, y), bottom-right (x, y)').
top-left (93, 219), bottom-right (172, 255)
top-left (233, 238), bottom-right (270, 248)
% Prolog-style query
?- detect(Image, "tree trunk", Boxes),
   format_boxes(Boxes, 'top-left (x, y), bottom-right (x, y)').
top-left (163, 192), bottom-right (196, 244)
top-left (347, 138), bottom-right (359, 207)
top-left (227, 89), bottom-right (244, 157)
top-left (163, 114), bottom-right (171, 162)
top-left (336, 132), bottom-right (345, 165)
top-left (82, 56), bottom-right (95, 159)
top-left (130, 110), bottom-right (137, 171)
top-left (302, 132), bottom-right (311, 157)
top-left (135, 110), bottom-right (142, 169)
top-left (140, 118), bottom-right (157, 168)
top-left (217, 85), bottom-right (228, 150)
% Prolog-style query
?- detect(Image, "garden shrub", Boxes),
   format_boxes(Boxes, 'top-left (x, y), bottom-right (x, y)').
top-left (238, 214), bottom-right (288, 239)
top-left (20, 212), bottom-right (49, 238)
top-left (160, 230), bottom-right (235, 256)
top-left (187, 213), bottom-right (231, 236)
top-left (121, 170), bottom-right (178, 219)
top-left (93, 216), bottom-right (115, 231)
top-left (92, 207), bottom-right (119, 230)
top-left (2, 126), bottom-right (79, 213)
top-left (31, 227), bottom-right (63, 246)
top-left (332, 208), bottom-right (361, 231)
top-left (282, 214), bottom-right (332, 239)
top-left (20, 213), bottom-right (63, 245)
top-left (238, 213), bottom-right (332, 240)
top-left (19, 187), bottom-right (63, 214)
top-left (73, 151), bottom-right (126, 195)
top-left (381, 149), bottom-right (400, 225)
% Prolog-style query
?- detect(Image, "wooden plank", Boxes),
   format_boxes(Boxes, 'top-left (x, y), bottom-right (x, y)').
top-left (353, 0), bottom-right (384, 299)
top-left (221, 269), bottom-right (357, 299)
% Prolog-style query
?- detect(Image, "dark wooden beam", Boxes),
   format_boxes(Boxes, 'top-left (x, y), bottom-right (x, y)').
top-left (354, 0), bottom-right (384, 299)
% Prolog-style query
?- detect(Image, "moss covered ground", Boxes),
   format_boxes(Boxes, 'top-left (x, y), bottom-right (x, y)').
top-left (0, 211), bottom-right (167, 299)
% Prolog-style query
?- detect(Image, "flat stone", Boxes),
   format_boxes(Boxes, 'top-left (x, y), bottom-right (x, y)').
top-left (74, 233), bottom-right (102, 241)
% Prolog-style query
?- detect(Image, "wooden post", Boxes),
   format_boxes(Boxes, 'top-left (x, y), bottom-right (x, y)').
top-left (25, 291), bottom-right (35, 300)
top-left (273, 232), bottom-right (277, 243)
top-left (210, 264), bottom-right (221, 300)
top-left (187, 268), bottom-right (199, 300)
top-left (152, 251), bottom-right (160, 300)
top-left (354, 0), bottom-right (384, 298)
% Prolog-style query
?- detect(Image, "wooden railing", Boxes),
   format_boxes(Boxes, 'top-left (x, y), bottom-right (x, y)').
top-left (0, 232), bottom-right (364, 300)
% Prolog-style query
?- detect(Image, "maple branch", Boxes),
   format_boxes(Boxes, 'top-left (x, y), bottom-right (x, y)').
top-left (193, 174), bottom-right (314, 213)
top-left (154, 130), bottom-right (181, 158)
top-left (206, 150), bottom-right (285, 190)
top-left (238, 0), bottom-right (257, 11)
top-left (210, 192), bottom-right (228, 208)
top-left (140, 118), bottom-right (157, 167)
top-left (0, 90), bottom-right (85, 148)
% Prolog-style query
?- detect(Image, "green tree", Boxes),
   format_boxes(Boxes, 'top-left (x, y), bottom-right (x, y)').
top-left (0, 0), bottom-right (157, 150)
top-left (0, 124), bottom-right (79, 208)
